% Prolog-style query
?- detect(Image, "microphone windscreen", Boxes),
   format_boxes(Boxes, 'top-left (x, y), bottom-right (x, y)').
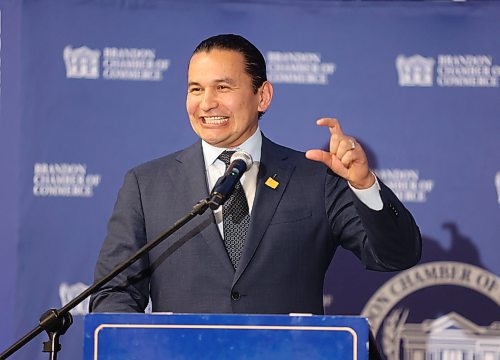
top-left (230, 151), bottom-right (253, 169)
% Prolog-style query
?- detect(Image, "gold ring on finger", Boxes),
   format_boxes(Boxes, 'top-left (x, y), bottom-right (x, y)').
top-left (349, 138), bottom-right (356, 150)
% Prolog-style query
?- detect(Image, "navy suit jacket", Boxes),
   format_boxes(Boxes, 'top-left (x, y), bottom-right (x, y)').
top-left (90, 135), bottom-right (421, 314)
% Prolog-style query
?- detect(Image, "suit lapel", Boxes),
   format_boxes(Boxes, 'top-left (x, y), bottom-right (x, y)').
top-left (233, 136), bottom-right (296, 285)
top-left (176, 142), bottom-right (235, 273)
top-left (175, 141), bottom-right (208, 203)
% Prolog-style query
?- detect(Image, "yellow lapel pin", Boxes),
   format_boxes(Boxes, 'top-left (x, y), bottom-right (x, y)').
top-left (265, 176), bottom-right (279, 190)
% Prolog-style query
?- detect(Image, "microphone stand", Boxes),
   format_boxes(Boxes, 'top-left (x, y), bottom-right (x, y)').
top-left (0, 196), bottom-right (220, 360)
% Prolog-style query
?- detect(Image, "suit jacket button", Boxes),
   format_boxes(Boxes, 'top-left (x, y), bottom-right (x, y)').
top-left (231, 291), bottom-right (240, 301)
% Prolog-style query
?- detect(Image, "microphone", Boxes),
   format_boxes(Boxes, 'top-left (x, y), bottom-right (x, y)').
top-left (208, 151), bottom-right (253, 210)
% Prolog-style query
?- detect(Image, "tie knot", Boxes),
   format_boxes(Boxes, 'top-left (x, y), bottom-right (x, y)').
top-left (217, 150), bottom-right (236, 167)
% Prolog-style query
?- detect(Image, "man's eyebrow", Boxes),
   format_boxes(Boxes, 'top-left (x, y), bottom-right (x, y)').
top-left (187, 78), bottom-right (237, 87)
top-left (214, 77), bottom-right (237, 85)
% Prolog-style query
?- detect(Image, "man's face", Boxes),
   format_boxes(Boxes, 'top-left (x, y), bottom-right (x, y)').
top-left (186, 49), bottom-right (271, 148)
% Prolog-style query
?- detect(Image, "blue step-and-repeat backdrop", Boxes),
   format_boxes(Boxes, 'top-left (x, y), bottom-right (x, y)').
top-left (1, 0), bottom-right (499, 359)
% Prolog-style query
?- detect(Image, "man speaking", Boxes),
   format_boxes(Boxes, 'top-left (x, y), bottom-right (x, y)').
top-left (89, 34), bottom-right (421, 314)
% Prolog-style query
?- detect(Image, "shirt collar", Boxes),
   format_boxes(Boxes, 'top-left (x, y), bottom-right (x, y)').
top-left (202, 128), bottom-right (262, 169)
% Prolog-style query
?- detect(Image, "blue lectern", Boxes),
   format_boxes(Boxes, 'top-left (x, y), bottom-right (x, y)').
top-left (83, 313), bottom-right (369, 359)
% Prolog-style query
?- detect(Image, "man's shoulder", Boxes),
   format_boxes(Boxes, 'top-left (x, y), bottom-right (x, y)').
top-left (262, 136), bottom-right (325, 170)
top-left (133, 151), bottom-right (181, 172)
top-left (130, 141), bottom-right (201, 177)
top-left (262, 135), bottom-right (301, 157)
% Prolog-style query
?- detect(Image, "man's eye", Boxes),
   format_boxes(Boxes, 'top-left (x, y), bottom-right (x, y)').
top-left (217, 85), bottom-right (229, 90)
top-left (189, 87), bottom-right (202, 94)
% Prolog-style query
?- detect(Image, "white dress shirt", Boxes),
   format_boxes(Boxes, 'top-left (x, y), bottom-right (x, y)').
top-left (202, 129), bottom-right (262, 235)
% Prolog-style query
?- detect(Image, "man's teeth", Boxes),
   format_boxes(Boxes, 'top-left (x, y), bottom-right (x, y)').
top-left (203, 116), bottom-right (228, 125)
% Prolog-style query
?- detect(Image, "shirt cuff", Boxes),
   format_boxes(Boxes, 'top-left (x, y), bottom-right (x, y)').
top-left (348, 174), bottom-right (383, 211)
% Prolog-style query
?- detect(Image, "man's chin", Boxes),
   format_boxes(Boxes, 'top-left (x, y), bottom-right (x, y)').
top-left (200, 135), bottom-right (232, 148)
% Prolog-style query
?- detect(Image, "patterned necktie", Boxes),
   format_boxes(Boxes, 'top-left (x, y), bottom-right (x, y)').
top-left (217, 151), bottom-right (250, 269)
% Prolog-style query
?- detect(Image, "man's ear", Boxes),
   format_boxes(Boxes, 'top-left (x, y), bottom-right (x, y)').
top-left (258, 81), bottom-right (273, 113)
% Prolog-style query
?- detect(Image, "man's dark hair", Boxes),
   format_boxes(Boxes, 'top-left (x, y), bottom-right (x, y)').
top-left (193, 33), bottom-right (267, 92)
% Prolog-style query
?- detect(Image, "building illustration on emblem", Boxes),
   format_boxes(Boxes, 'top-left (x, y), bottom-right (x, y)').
top-left (383, 310), bottom-right (500, 360)
top-left (63, 45), bottom-right (101, 79)
top-left (396, 55), bottom-right (435, 87)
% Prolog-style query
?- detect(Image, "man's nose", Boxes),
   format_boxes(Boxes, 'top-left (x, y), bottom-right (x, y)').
top-left (200, 89), bottom-right (218, 111)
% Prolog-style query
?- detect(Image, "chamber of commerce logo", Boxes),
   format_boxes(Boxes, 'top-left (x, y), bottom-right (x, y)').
top-left (361, 261), bottom-right (500, 360)
top-left (396, 54), bottom-right (500, 88)
top-left (375, 168), bottom-right (434, 203)
top-left (59, 282), bottom-right (90, 316)
top-left (266, 51), bottom-right (336, 85)
top-left (33, 162), bottom-right (101, 197)
top-left (63, 45), bottom-right (170, 81)
top-left (396, 55), bottom-right (435, 87)
top-left (63, 46), bottom-right (101, 79)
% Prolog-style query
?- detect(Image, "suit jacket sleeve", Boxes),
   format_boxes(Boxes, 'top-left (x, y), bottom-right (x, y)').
top-left (325, 170), bottom-right (422, 271)
top-left (89, 168), bottom-right (150, 313)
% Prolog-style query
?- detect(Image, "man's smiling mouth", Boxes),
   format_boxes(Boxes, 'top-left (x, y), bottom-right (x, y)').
top-left (202, 116), bottom-right (229, 125)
